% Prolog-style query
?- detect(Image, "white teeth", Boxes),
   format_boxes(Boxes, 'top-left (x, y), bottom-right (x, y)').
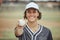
top-left (30, 17), bottom-right (34, 18)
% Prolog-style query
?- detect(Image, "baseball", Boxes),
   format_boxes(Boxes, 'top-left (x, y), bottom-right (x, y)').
top-left (18, 19), bottom-right (26, 26)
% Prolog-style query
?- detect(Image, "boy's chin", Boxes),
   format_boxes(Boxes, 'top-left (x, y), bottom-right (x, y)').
top-left (28, 20), bottom-right (36, 22)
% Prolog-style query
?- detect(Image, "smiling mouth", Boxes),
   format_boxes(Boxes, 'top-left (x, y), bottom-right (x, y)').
top-left (29, 17), bottom-right (34, 19)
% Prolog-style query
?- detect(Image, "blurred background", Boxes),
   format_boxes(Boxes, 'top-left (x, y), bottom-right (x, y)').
top-left (0, 0), bottom-right (60, 40)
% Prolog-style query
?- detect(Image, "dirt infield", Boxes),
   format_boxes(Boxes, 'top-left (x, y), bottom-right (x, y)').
top-left (0, 18), bottom-right (60, 31)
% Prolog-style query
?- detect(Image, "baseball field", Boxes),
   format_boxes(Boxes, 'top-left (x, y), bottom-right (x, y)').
top-left (0, 3), bottom-right (60, 40)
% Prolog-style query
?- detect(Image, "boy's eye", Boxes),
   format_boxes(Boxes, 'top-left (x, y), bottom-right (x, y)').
top-left (33, 10), bottom-right (36, 13)
top-left (27, 11), bottom-right (31, 13)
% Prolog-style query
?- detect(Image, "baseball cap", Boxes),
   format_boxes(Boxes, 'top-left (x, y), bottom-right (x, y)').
top-left (25, 2), bottom-right (39, 10)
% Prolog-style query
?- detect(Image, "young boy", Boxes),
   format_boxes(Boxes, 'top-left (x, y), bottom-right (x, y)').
top-left (15, 2), bottom-right (53, 40)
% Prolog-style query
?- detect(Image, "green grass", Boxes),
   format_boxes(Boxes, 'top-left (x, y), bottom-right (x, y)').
top-left (48, 26), bottom-right (60, 40)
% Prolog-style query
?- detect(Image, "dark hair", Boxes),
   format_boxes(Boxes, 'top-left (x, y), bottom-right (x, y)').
top-left (24, 9), bottom-right (41, 20)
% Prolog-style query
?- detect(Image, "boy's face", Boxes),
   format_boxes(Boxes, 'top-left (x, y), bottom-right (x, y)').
top-left (26, 8), bottom-right (39, 22)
